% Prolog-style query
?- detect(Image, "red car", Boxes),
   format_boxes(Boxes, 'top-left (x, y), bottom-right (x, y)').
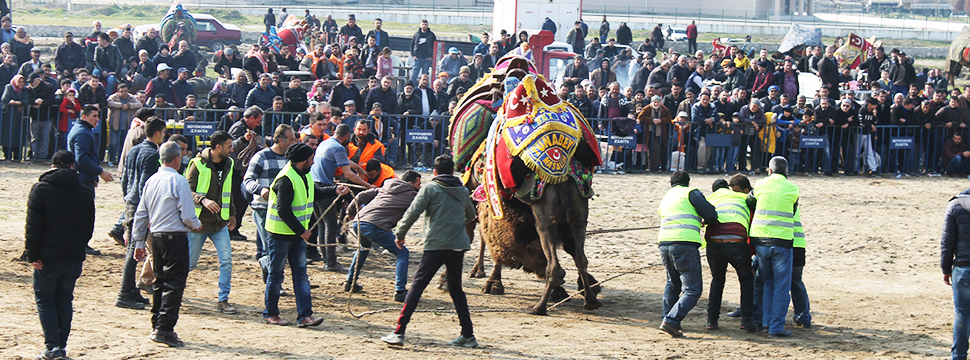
top-left (135, 13), bottom-right (242, 51)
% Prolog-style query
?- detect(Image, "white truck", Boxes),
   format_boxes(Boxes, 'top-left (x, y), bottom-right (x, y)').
top-left (492, 0), bottom-right (582, 42)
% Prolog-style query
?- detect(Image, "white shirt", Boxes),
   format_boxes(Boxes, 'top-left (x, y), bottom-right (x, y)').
top-left (419, 87), bottom-right (431, 115)
top-left (131, 166), bottom-right (201, 248)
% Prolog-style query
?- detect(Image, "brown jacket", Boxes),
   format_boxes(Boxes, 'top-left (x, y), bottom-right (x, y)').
top-left (185, 148), bottom-right (236, 232)
top-left (637, 104), bottom-right (672, 139)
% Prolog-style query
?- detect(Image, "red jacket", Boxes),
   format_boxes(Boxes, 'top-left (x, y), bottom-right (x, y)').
top-left (686, 24), bottom-right (697, 39)
top-left (58, 97), bottom-right (81, 132)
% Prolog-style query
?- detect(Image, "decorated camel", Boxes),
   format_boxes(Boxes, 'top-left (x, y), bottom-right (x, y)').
top-left (946, 26), bottom-right (970, 87)
top-left (448, 46), bottom-right (603, 315)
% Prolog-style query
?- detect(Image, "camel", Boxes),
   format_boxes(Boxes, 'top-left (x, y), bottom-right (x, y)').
top-left (446, 52), bottom-right (603, 315)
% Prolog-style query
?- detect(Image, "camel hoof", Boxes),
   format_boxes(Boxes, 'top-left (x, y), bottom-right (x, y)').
top-left (583, 299), bottom-right (603, 311)
top-left (527, 306), bottom-right (548, 316)
top-left (580, 274), bottom-right (602, 296)
top-left (469, 269), bottom-right (487, 278)
top-left (482, 280), bottom-right (505, 295)
top-left (549, 286), bottom-right (569, 303)
top-left (437, 282), bottom-right (449, 292)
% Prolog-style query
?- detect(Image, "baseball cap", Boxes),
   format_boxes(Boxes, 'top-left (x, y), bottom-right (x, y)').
top-left (177, 67), bottom-right (190, 74)
top-left (448, 47), bottom-right (459, 54)
top-left (677, 111), bottom-right (689, 118)
top-left (156, 63), bottom-right (172, 72)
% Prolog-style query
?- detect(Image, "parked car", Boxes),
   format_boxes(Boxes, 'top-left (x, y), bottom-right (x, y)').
top-left (666, 26), bottom-right (688, 42)
top-left (134, 13), bottom-right (242, 51)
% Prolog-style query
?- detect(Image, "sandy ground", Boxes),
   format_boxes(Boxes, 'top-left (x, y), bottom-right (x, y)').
top-left (0, 162), bottom-right (962, 359)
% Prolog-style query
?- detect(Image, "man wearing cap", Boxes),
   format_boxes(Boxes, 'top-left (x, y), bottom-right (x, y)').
top-left (213, 47), bottom-right (242, 78)
top-left (447, 66), bottom-right (474, 101)
top-left (438, 47), bottom-right (467, 79)
top-left (136, 28), bottom-right (160, 59)
top-left (244, 124), bottom-right (297, 281)
top-left (340, 14), bottom-right (364, 45)
top-left (92, 33), bottom-right (123, 93)
top-left (171, 67), bottom-right (194, 108)
top-left (145, 63), bottom-right (175, 107)
top-left (563, 55), bottom-right (589, 90)
top-left (18, 47), bottom-right (43, 78)
top-left (54, 32), bottom-right (85, 78)
top-left (891, 51), bottom-right (916, 95)
top-left (760, 85), bottom-right (781, 110)
top-left (262, 142), bottom-right (346, 327)
top-left (25, 150), bottom-right (96, 360)
top-left (410, 20), bottom-right (437, 83)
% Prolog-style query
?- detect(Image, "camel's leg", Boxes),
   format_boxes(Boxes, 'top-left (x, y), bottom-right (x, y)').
top-left (468, 223), bottom-right (487, 278)
top-left (527, 186), bottom-right (565, 316)
top-left (436, 270), bottom-right (449, 291)
top-left (568, 185), bottom-right (602, 311)
top-left (482, 264), bottom-right (504, 295)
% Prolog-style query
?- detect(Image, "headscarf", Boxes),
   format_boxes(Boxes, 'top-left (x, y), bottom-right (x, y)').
top-left (9, 74), bottom-right (23, 93)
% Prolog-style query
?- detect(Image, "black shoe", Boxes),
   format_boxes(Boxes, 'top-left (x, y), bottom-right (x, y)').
top-left (659, 322), bottom-right (683, 338)
top-left (725, 309), bottom-right (742, 318)
top-left (108, 231), bottom-right (125, 247)
top-left (84, 246), bottom-right (101, 256)
top-left (394, 290), bottom-right (407, 303)
top-left (706, 318), bottom-right (719, 331)
top-left (768, 329), bottom-right (793, 338)
top-left (150, 330), bottom-right (185, 347)
top-left (793, 319), bottom-right (812, 328)
top-left (740, 321), bottom-right (758, 332)
top-left (324, 264), bottom-right (346, 272)
top-left (131, 291), bottom-right (150, 304)
top-left (343, 281), bottom-right (363, 293)
top-left (229, 232), bottom-right (247, 241)
top-left (115, 296), bottom-right (146, 309)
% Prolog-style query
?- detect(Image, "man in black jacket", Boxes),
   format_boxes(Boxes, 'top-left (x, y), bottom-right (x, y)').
top-left (264, 8), bottom-right (276, 34)
top-left (92, 33), bottom-right (123, 93)
top-left (115, 118), bottom-right (167, 309)
top-left (282, 76), bottom-right (308, 113)
top-left (25, 151), bottom-right (95, 360)
top-left (818, 46), bottom-right (840, 100)
top-left (616, 22), bottom-right (632, 45)
top-left (944, 187), bottom-right (970, 360)
top-left (330, 72), bottom-right (362, 111)
top-left (135, 28), bottom-right (160, 59)
top-left (53, 32), bottom-right (84, 79)
top-left (366, 18), bottom-right (390, 51)
top-left (410, 20), bottom-right (436, 83)
top-left (340, 14), bottom-right (365, 45)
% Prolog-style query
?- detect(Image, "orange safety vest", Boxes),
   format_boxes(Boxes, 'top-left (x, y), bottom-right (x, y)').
top-left (369, 163), bottom-right (396, 187)
top-left (331, 54), bottom-right (345, 79)
top-left (347, 140), bottom-right (386, 167)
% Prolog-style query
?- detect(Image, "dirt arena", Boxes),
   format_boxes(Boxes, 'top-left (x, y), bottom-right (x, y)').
top-left (0, 162), bottom-right (961, 359)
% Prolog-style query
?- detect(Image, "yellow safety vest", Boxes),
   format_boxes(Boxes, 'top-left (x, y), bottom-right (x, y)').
top-left (188, 157), bottom-right (233, 220)
top-left (706, 188), bottom-right (751, 232)
top-left (265, 162), bottom-right (316, 235)
top-left (793, 208), bottom-right (806, 249)
top-left (657, 186), bottom-right (703, 244)
top-left (749, 173), bottom-right (800, 241)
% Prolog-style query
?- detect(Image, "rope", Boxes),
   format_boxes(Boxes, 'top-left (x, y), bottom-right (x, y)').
top-left (586, 226), bottom-right (659, 236)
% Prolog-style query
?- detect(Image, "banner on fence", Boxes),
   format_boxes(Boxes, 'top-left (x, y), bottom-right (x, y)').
top-left (799, 135), bottom-right (827, 149)
top-left (184, 122), bottom-right (217, 136)
top-left (890, 137), bottom-right (915, 150)
top-left (705, 134), bottom-right (733, 147)
top-left (608, 135), bottom-right (636, 147)
top-left (406, 129), bottom-right (435, 143)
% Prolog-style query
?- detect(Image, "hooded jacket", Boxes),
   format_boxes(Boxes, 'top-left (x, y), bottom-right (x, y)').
top-left (395, 174), bottom-right (476, 251)
top-left (24, 168), bottom-right (95, 263)
top-left (351, 178), bottom-right (419, 232)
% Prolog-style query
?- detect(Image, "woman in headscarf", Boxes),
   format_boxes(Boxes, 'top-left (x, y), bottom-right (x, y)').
top-left (1, 74), bottom-right (27, 160)
top-left (308, 79), bottom-right (329, 103)
top-left (11, 26), bottom-right (32, 68)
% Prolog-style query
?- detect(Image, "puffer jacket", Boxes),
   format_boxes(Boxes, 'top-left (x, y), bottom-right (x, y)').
top-left (942, 191), bottom-right (970, 274)
top-left (351, 178), bottom-right (419, 232)
top-left (24, 168), bottom-right (95, 263)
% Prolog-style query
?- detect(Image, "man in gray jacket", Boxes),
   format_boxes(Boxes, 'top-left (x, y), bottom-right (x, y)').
top-left (344, 170), bottom-right (422, 302)
top-left (381, 155), bottom-right (478, 348)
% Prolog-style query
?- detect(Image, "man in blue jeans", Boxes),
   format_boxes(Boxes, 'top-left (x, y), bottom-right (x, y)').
top-left (409, 19), bottom-right (436, 84)
top-left (25, 151), bottom-right (95, 360)
top-left (656, 170), bottom-right (718, 337)
top-left (345, 170), bottom-right (421, 302)
top-left (184, 131), bottom-right (239, 315)
top-left (747, 156), bottom-right (800, 338)
top-left (942, 187), bottom-right (970, 360)
top-left (261, 143), bottom-right (347, 327)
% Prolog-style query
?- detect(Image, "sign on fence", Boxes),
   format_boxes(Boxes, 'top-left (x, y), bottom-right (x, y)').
top-left (406, 129), bottom-right (435, 143)
top-left (608, 135), bottom-right (636, 147)
top-left (705, 134), bottom-right (732, 147)
top-left (183, 122), bottom-right (217, 136)
top-left (890, 137), bottom-right (915, 150)
top-left (799, 136), bottom-right (827, 149)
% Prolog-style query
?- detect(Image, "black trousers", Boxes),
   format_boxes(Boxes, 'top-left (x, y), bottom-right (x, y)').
top-left (119, 202), bottom-right (140, 295)
top-left (150, 233), bottom-right (189, 333)
top-left (738, 134), bottom-right (761, 172)
top-left (688, 38), bottom-right (697, 53)
top-left (231, 174), bottom-right (247, 235)
top-left (395, 250), bottom-right (473, 338)
top-left (706, 241), bottom-right (754, 323)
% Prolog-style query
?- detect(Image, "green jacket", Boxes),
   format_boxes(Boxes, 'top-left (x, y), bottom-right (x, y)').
top-left (395, 174), bottom-right (477, 251)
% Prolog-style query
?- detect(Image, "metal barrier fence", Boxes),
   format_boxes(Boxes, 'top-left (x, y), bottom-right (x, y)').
top-left (3, 104), bottom-right (963, 178)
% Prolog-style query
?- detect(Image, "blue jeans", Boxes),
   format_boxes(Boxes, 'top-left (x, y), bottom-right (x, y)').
top-left (711, 147), bottom-right (725, 172)
top-left (91, 69), bottom-right (117, 93)
top-left (109, 126), bottom-right (127, 163)
top-left (252, 208), bottom-right (271, 270)
top-left (411, 58), bottom-right (431, 83)
top-left (953, 266), bottom-right (970, 360)
top-left (188, 227), bottom-right (233, 302)
top-left (724, 146), bottom-right (739, 173)
top-left (33, 260), bottom-right (82, 352)
top-left (263, 235), bottom-right (313, 321)
top-left (756, 245), bottom-right (793, 335)
top-left (948, 155), bottom-right (970, 175)
top-left (659, 244), bottom-right (703, 326)
top-left (791, 265), bottom-right (811, 325)
top-left (346, 222), bottom-right (410, 292)
top-left (752, 256), bottom-right (764, 326)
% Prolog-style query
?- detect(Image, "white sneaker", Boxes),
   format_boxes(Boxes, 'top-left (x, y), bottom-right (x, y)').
top-left (381, 332), bottom-right (404, 346)
top-left (448, 335), bottom-right (479, 348)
